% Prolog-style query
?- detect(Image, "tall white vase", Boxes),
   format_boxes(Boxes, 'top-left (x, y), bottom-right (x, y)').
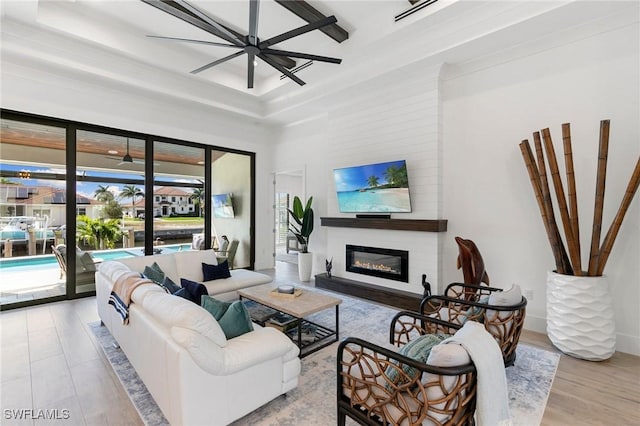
top-left (546, 271), bottom-right (616, 361)
top-left (298, 252), bottom-right (313, 282)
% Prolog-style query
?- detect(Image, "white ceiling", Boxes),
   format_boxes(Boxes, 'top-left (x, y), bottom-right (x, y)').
top-left (1, 0), bottom-right (637, 125)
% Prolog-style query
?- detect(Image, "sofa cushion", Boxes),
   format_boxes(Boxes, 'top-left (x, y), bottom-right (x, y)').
top-left (180, 278), bottom-right (209, 304)
top-left (216, 301), bottom-right (254, 339)
top-left (202, 261), bottom-right (231, 281)
top-left (118, 252), bottom-right (179, 283)
top-left (173, 250), bottom-right (218, 282)
top-left (202, 269), bottom-right (272, 296)
top-left (142, 291), bottom-right (227, 347)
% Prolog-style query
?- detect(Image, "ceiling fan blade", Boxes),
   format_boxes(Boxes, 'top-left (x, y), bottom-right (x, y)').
top-left (258, 54), bottom-right (305, 86)
top-left (173, 0), bottom-right (246, 47)
top-left (248, 0), bottom-right (260, 46)
top-left (247, 53), bottom-right (255, 89)
top-left (259, 15), bottom-right (337, 49)
top-left (146, 35), bottom-right (242, 48)
top-left (141, 0), bottom-right (245, 47)
top-left (261, 48), bottom-right (341, 64)
top-left (191, 50), bottom-right (245, 74)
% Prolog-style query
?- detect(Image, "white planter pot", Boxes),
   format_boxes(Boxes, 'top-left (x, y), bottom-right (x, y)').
top-left (298, 252), bottom-right (313, 282)
top-left (546, 271), bottom-right (616, 361)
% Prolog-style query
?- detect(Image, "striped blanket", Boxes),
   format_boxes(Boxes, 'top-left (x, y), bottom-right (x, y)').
top-left (109, 272), bottom-right (154, 325)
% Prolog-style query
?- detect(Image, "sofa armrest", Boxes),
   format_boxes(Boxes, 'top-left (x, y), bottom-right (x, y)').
top-left (221, 327), bottom-right (299, 374)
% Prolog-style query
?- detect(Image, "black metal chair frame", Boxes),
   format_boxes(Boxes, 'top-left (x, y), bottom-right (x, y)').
top-left (337, 312), bottom-right (478, 426)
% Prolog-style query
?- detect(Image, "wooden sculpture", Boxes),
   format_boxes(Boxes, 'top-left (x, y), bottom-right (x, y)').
top-left (455, 236), bottom-right (490, 300)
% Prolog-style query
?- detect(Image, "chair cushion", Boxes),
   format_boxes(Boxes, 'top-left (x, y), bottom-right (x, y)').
top-left (202, 261), bottom-right (231, 281)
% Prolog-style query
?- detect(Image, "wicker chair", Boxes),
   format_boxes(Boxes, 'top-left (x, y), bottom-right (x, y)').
top-left (419, 283), bottom-right (527, 366)
top-left (337, 312), bottom-right (478, 426)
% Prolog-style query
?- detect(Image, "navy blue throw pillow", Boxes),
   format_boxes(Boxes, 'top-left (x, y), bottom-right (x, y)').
top-left (202, 261), bottom-right (231, 281)
top-left (179, 278), bottom-right (208, 304)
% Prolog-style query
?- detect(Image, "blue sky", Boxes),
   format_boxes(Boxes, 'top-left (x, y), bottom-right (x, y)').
top-left (333, 160), bottom-right (406, 192)
top-left (0, 163), bottom-right (199, 200)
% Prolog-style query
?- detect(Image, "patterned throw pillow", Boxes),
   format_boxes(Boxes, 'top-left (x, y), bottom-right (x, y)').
top-left (384, 334), bottom-right (449, 390)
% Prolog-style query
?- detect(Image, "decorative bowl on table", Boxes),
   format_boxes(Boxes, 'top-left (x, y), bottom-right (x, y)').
top-left (277, 285), bottom-right (295, 294)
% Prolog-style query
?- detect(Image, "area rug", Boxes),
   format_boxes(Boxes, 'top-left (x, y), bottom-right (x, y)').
top-left (90, 290), bottom-right (559, 426)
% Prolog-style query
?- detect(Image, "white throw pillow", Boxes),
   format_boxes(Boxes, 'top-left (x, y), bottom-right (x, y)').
top-left (422, 342), bottom-right (471, 425)
top-left (486, 284), bottom-right (523, 336)
top-left (427, 343), bottom-right (470, 367)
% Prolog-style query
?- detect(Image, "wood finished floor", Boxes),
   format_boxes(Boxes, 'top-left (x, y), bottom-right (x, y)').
top-left (1, 262), bottom-right (638, 425)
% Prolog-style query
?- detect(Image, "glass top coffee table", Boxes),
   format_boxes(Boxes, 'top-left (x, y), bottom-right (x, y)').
top-left (238, 283), bottom-right (342, 358)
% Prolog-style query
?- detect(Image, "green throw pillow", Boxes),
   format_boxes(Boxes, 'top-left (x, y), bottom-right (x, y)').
top-left (201, 295), bottom-right (231, 321)
top-left (384, 334), bottom-right (449, 390)
top-left (201, 296), bottom-right (253, 339)
top-left (143, 262), bottom-right (165, 284)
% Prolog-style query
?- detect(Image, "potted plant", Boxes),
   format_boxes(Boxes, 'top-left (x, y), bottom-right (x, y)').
top-left (519, 120), bottom-right (639, 360)
top-left (288, 196), bottom-right (314, 281)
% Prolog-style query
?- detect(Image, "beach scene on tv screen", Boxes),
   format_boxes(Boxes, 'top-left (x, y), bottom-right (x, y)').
top-left (334, 160), bottom-right (412, 212)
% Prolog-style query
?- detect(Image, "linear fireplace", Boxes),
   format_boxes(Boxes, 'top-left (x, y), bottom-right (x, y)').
top-left (346, 245), bottom-right (409, 283)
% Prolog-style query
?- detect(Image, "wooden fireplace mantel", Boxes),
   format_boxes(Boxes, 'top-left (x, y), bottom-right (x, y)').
top-left (320, 217), bottom-right (447, 232)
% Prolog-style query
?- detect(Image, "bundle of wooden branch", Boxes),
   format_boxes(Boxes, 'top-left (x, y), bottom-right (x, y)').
top-left (519, 120), bottom-right (640, 277)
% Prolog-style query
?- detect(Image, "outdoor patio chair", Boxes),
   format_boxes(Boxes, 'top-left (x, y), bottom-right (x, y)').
top-left (337, 311), bottom-right (477, 426)
top-left (419, 283), bottom-right (527, 366)
top-left (51, 244), bottom-right (98, 285)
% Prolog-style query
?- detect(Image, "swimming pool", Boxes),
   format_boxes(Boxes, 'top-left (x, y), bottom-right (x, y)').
top-left (0, 244), bottom-right (192, 270)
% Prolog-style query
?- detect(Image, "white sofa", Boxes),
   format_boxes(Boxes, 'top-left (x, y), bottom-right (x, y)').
top-left (96, 250), bottom-right (301, 426)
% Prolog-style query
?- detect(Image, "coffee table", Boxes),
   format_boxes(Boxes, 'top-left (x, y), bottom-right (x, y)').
top-left (238, 284), bottom-right (342, 358)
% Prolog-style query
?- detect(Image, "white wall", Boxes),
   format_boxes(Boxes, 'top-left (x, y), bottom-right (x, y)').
top-left (274, 62), bottom-right (445, 295)
top-left (273, 21), bottom-right (639, 355)
top-left (442, 23), bottom-right (640, 354)
top-left (212, 153), bottom-right (251, 268)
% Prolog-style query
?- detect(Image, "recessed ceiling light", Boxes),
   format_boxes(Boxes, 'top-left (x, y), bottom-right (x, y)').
top-left (197, 161), bottom-right (205, 165)
top-left (108, 150), bottom-right (118, 154)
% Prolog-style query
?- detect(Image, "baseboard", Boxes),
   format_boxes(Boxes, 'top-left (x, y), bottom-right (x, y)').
top-left (524, 313), bottom-right (640, 357)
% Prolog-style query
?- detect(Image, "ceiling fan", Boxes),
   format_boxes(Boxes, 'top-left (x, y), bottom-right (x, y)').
top-left (104, 138), bottom-right (145, 166)
top-left (142, 0), bottom-right (342, 88)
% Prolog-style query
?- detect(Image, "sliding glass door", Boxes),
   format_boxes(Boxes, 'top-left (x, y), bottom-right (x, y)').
top-left (0, 119), bottom-right (68, 305)
top-left (0, 109), bottom-right (257, 310)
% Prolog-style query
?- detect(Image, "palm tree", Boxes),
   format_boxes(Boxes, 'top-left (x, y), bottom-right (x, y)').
top-left (383, 164), bottom-right (409, 188)
top-left (119, 185), bottom-right (144, 217)
top-left (76, 215), bottom-right (122, 249)
top-left (367, 175), bottom-right (379, 188)
top-left (189, 188), bottom-right (205, 217)
top-left (94, 184), bottom-right (114, 202)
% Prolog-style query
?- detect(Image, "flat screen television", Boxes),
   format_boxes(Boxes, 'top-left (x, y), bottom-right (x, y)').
top-left (213, 193), bottom-right (235, 218)
top-left (333, 160), bottom-right (412, 213)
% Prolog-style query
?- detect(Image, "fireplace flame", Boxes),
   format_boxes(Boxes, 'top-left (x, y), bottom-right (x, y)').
top-left (353, 260), bottom-right (397, 274)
